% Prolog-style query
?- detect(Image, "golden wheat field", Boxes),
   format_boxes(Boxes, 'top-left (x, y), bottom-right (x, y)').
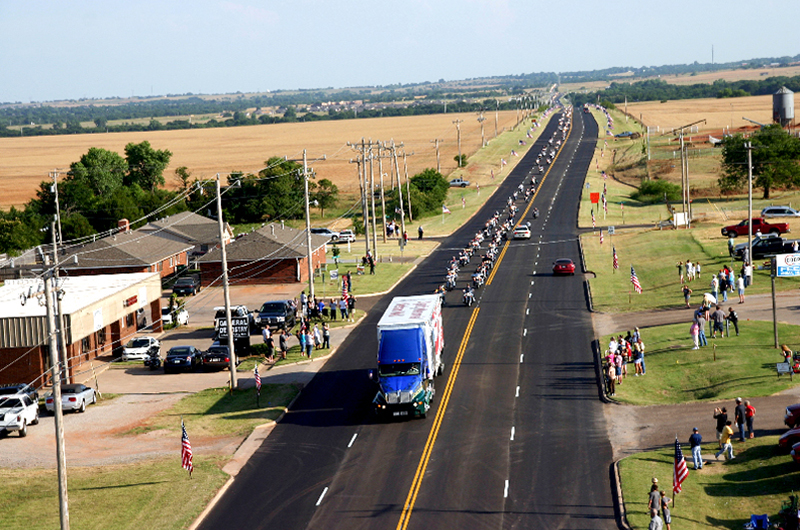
top-left (625, 92), bottom-right (800, 131)
top-left (0, 111), bottom-right (518, 209)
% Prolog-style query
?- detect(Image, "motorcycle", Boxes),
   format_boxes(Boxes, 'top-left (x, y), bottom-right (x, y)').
top-left (463, 289), bottom-right (475, 307)
top-left (533, 208), bottom-right (539, 219)
top-left (144, 348), bottom-right (162, 371)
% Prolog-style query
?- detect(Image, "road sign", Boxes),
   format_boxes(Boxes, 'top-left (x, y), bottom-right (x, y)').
top-left (607, 226), bottom-right (615, 235)
top-left (218, 316), bottom-right (250, 339)
top-left (590, 192), bottom-right (600, 204)
top-left (776, 253), bottom-right (800, 277)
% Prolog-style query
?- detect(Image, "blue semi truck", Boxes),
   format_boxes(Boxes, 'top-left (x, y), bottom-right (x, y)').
top-left (373, 295), bottom-right (445, 419)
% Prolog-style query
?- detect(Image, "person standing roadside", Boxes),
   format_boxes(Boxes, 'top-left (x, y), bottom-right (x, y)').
top-left (418, 225), bottom-right (424, 239)
top-left (279, 329), bottom-right (289, 360)
top-left (682, 285), bottom-right (693, 308)
top-left (677, 261), bottom-right (684, 284)
top-left (726, 307), bottom-right (739, 336)
top-left (745, 400), bottom-right (756, 439)
top-left (695, 309), bottom-right (708, 347)
top-left (690, 320), bottom-right (700, 350)
top-left (737, 274), bottom-right (746, 303)
top-left (648, 483), bottom-right (661, 518)
top-left (696, 261), bottom-right (701, 279)
top-left (715, 421), bottom-right (735, 460)
top-left (305, 328), bottom-right (314, 358)
top-left (689, 427), bottom-right (703, 470)
top-left (660, 491), bottom-right (672, 530)
top-left (734, 397), bottom-right (747, 442)
top-left (711, 305), bottom-right (726, 338)
top-left (339, 298), bottom-right (348, 322)
top-left (728, 234), bottom-right (736, 256)
top-left (297, 329), bottom-right (306, 358)
top-left (322, 322), bottom-right (330, 350)
top-left (637, 338), bottom-right (647, 375)
top-left (713, 407), bottom-right (728, 449)
top-left (265, 333), bottom-right (275, 363)
top-left (606, 361), bottom-right (616, 396)
top-left (710, 275), bottom-right (719, 303)
top-left (329, 299), bottom-right (337, 321)
top-left (649, 509), bottom-right (664, 530)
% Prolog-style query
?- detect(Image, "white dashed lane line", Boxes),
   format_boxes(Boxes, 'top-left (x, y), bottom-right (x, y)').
top-left (316, 487), bottom-right (329, 506)
top-left (347, 433), bottom-right (358, 448)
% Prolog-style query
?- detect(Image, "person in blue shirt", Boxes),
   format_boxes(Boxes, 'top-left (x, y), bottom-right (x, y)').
top-left (689, 427), bottom-right (703, 470)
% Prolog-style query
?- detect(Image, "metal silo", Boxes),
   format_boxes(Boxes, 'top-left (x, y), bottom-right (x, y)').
top-left (773, 86), bottom-right (794, 127)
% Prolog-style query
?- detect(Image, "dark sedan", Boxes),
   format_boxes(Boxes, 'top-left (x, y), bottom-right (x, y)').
top-left (553, 258), bottom-right (576, 275)
top-left (164, 346), bottom-right (203, 373)
top-left (778, 426), bottom-right (800, 450)
top-left (202, 345), bottom-right (234, 371)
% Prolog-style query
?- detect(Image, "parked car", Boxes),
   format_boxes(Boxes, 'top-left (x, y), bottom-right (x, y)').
top-left (449, 177), bottom-right (470, 188)
top-left (214, 305), bottom-right (260, 335)
top-left (721, 217), bottom-right (790, 238)
top-left (778, 426), bottom-right (800, 450)
top-left (162, 307), bottom-right (189, 327)
top-left (512, 226), bottom-right (531, 240)
top-left (172, 276), bottom-right (200, 296)
top-left (553, 258), bottom-right (576, 275)
top-left (0, 394), bottom-right (39, 436)
top-left (45, 384), bottom-right (96, 414)
top-left (310, 227), bottom-right (340, 241)
top-left (785, 403), bottom-right (800, 428)
top-left (338, 229), bottom-right (356, 243)
top-left (164, 346), bottom-right (203, 373)
top-left (615, 131), bottom-right (635, 138)
top-left (761, 206), bottom-right (800, 218)
top-left (121, 336), bottom-right (161, 361)
top-left (733, 234), bottom-right (800, 261)
top-left (202, 344), bottom-right (235, 371)
top-left (0, 383), bottom-right (38, 402)
top-left (258, 300), bottom-right (296, 330)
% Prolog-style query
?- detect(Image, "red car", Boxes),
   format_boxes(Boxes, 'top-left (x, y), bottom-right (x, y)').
top-left (721, 217), bottom-right (789, 238)
top-left (778, 427), bottom-right (800, 450)
top-left (785, 404), bottom-right (800, 428)
top-left (791, 442), bottom-right (800, 463)
top-left (553, 259), bottom-right (576, 275)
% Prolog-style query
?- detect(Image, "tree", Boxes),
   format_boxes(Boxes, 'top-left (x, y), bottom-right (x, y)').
top-left (94, 117), bottom-right (107, 130)
top-left (175, 166), bottom-right (192, 191)
top-left (312, 179), bottom-right (338, 217)
top-left (124, 141), bottom-right (172, 191)
top-left (719, 125), bottom-right (800, 199)
top-left (67, 147), bottom-right (127, 196)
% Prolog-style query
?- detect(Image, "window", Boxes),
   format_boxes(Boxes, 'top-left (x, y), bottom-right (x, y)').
top-left (96, 328), bottom-right (106, 346)
top-left (125, 313), bottom-right (134, 328)
top-left (82, 337), bottom-right (90, 354)
top-left (169, 257), bottom-right (174, 268)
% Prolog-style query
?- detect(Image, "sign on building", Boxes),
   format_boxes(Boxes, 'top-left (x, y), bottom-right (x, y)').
top-left (776, 253), bottom-right (800, 277)
top-left (217, 316), bottom-right (250, 339)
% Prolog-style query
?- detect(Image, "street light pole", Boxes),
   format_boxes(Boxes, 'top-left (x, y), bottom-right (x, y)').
top-left (746, 142), bottom-right (754, 272)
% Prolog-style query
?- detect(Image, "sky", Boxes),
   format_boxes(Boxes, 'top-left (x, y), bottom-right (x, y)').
top-left (1, 0), bottom-right (799, 104)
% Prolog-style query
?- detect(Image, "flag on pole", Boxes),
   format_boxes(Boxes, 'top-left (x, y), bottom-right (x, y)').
top-left (254, 364), bottom-right (261, 396)
top-left (342, 279), bottom-right (350, 303)
top-left (181, 420), bottom-right (194, 477)
top-left (673, 437), bottom-right (689, 493)
top-left (442, 205), bottom-right (452, 214)
top-left (500, 158), bottom-right (507, 167)
top-left (461, 197), bottom-right (466, 208)
top-left (511, 150), bottom-right (519, 157)
top-left (591, 209), bottom-right (596, 229)
top-left (613, 247), bottom-right (619, 270)
top-left (630, 265), bottom-right (643, 294)
top-left (603, 194), bottom-right (608, 213)
top-left (599, 230), bottom-right (604, 245)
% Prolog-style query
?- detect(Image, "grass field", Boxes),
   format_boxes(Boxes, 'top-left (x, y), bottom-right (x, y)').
top-left (619, 436), bottom-right (798, 530)
top-left (604, 321), bottom-right (800, 405)
top-left (0, 110), bottom-right (519, 209)
top-left (0, 457), bottom-right (229, 530)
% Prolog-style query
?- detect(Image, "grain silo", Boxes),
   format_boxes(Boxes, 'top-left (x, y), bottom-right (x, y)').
top-left (773, 86), bottom-right (794, 127)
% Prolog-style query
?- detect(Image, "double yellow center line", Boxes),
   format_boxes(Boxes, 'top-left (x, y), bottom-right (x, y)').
top-left (395, 307), bottom-right (480, 530)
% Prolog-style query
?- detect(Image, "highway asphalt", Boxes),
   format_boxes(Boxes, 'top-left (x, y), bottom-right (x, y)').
top-left (198, 108), bottom-right (617, 530)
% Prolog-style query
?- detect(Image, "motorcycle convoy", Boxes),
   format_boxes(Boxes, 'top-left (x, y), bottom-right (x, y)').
top-left (435, 106), bottom-right (573, 308)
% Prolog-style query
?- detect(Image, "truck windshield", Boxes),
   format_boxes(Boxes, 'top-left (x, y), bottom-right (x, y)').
top-left (379, 363), bottom-right (421, 377)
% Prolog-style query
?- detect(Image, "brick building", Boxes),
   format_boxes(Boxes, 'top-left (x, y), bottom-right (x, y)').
top-left (197, 224), bottom-right (328, 286)
top-left (0, 273), bottom-right (162, 388)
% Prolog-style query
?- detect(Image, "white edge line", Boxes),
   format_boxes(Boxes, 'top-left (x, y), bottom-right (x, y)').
top-left (504, 479), bottom-right (510, 498)
top-left (316, 486), bottom-right (329, 507)
top-left (520, 354), bottom-right (524, 363)
top-left (347, 433), bottom-right (358, 448)
top-left (510, 426), bottom-right (515, 441)
top-left (515, 386), bottom-right (520, 397)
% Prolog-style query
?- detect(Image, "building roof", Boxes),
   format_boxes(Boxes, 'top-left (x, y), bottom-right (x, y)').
top-left (61, 230), bottom-right (193, 270)
top-left (138, 211), bottom-right (229, 246)
top-left (197, 224), bottom-right (328, 263)
top-left (0, 272), bottom-right (159, 318)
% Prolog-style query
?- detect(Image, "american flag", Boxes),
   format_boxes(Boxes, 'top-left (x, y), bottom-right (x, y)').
top-left (181, 420), bottom-right (193, 476)
top-left (613, 247), bottom-right (619, 270)
top-left (254, 364), bottom-right (261, 396)
top-left (342, 280), bottom-right (350, 303)
top-left (599, 230), bottom-right (604, 245)
top-left (500, 158), bottom-right (507, 166)
top-left (591, 209), bottom-right (596, 229)
top-left (603, 194), bottom-right (608, 213)
top-left (511, 150), bottom-right (518, 157)
top-left (442, 205), bottom-right (452, 214)
top-left (673, 437), bottom-right (689, 493)
top-left (630, 266), bottom-right (643, 294)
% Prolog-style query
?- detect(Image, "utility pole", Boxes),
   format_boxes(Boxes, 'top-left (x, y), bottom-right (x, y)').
top-left (430, 139), bottom-right (442, 173)
top-left (746, 141), bottom-right (754, 270)
top-left (216, 174), bottom-right (236, 389)
top-left (452, 119), bottom-right (463, 167)
top-left (477, 113), bottom-right (486, 147)
top-left (50, 171), bottom-right (63, 245)
top-left (378, 145), bottom-right (387, 243)
top-left (391, 141), bottom-right (406, 237)
top-left (402, 150), bottom-right (413, 222)
top-left (669, 119), bottom-right (705, 227)
top-left (368, 144), bottom-right (378, 258)
top-left (494, 99), bottom-right (499, 138)
top-left (359, 139), bottom-right (371, 256)
top-left (302, 150), bottom-right (316, 298)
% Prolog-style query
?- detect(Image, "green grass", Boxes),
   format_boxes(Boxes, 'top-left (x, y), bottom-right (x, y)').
top-left (583, 225), bottom-right (800, 313)
top-left (604, 321), bottom-right (800, 405)
top-left (619, 436), bottom-right (799, 530)
top-left (123, 384), bottom-right (299, 438)
top-left (0, 457), bottom-right (228, 530)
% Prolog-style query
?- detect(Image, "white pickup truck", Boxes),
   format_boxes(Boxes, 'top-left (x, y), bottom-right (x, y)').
top-left (0, 394), bottom-right (39, 437)
top-left (449, 177), bottom-right (470, 188)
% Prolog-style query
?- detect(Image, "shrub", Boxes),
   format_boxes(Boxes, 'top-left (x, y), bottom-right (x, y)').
top-left (630, 180), bottom-right (681, 204)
